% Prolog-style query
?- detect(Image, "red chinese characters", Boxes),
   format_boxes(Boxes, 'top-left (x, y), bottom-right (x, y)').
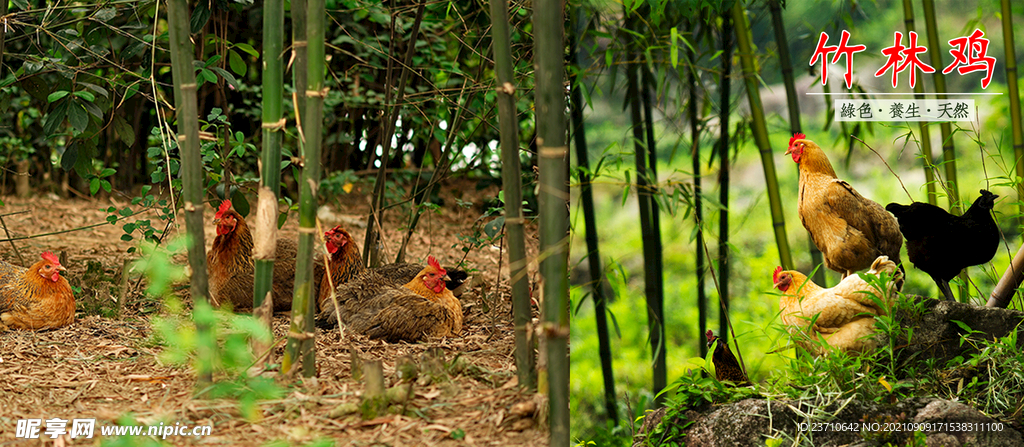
top-left (809, 30), bottom-right (866, 89)
top-left (942, 29), bottom-right (996, 88)
top-left (874, 31), bottom-right (934, 88)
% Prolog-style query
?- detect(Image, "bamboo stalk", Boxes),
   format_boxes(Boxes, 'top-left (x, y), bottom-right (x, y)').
top-left (718, 13), bottom-right (734, 346)
top-left (639, 49), bottom-right (667, 407)
top-left (534, 0), bottom-right (569, 441)
top-left (362, 3), bottom-right (426, 268)
top-left (922, 0), bottom-right (966, 301)
top-left (988, 242), bottom-right (1024, 308)
top-left (687, 19), bottom-right (708, 358)
top-left (569, 6), bottom-right (614, 423)
top-left (166, 0), bottom-right (213, 388)
top-left (731, 1), bottom-right (793, 270)
top-left (901, 0), bottom-right (938, 206)
top-left (490, 0), bottom-right (536, 392)
top-left (1001, 0), bottom-right (1024, 228)
top-left (769, 0), bottom-right (826, 285)
top-left (921, 0), bottom-right (960, 213)
top-left (624, 13), bottom-right (666, 405)
top-left (282, 0), bottom-right (326, 378)
top-left (253, 0), bottom-right (284, 312)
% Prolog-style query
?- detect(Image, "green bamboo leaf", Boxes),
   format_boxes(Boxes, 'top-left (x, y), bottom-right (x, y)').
top-left (670, 27), bottom-right (679, 68)
top-left (48, 91), bottom-right (70, 103)
top-left (61, 143), bottom-right (79, 172)
top-left (209, 66), bottom-right (240, 90)
top-left (44, 101), bottom-right (70, 138)
top-left (228, 50), bottom-right (247, 76)
top-left (93, 7), bottom-right (117, 22)
top-left (234, 43), bottom-right (259, 57)
top-left (68, 101), bottom-right (89, 133)
top-left (112, 114), bottom-right (136, 147)
top-left (73, 91), bottom-right (96, 102)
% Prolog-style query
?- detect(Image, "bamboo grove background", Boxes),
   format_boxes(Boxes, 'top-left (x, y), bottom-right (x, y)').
top-left (570, 0), bottom-right (1024, 444)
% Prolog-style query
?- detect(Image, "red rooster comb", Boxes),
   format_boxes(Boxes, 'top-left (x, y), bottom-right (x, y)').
top-left (41, 251), bottom-right (60, 266)
top-left (705, 330), bottom-right (715, 343)
top-left (215, 200), bottom-right (232, 219)
top-left (773, 266), bottom-right (783, 283)
top-left (788, 133), bottom-right (805, 149)
top-left (427, 256), bottom-right (445, 274)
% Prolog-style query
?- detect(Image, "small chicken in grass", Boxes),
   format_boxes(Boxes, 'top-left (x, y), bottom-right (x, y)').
top-left (886, 190), bottom-right (1000, 301)
top-left (705, 330), bottom-right (749, 385)
top-left (773, 256), bottom-right (901, 355)
top-left (316, 255), bottom-right (462, 342)
top-left (0, 252), bottom-right (74, 330)
top-left (786, 134), bottom-right (904, 277)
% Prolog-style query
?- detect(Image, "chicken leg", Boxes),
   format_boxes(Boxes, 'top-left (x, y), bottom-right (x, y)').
top-left (932, 275), bottom-right (955, 301)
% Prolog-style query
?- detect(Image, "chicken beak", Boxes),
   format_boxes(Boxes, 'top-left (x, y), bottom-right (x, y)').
top-left (57, 265), bottom-right (67, 272)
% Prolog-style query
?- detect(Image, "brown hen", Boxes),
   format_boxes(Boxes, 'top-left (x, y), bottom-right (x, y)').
top-left (705, 331), bottom-right (748, 385)
top-left (316, 256), bottom-right (462, 342)
top-left (0, 252), bottom-right (75, 330)
top-left (316, 225), bottom-right (468, 312)
top-left (786, 134), bottom-right (903, 276)
top-left (207, 200), bottom-right (319, 311)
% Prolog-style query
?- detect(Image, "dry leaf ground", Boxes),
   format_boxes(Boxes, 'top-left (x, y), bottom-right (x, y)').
top-left (0, 179), bottom-right (547, 446)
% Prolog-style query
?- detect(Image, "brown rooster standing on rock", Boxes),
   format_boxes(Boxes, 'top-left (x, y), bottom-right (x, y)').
top-left (0, 251), bottom-right (75, 330)
top-left (207, 199), bottom-right (307, 312)
top-left (786, 134), bottom-right (903, 277)
top-left (317, 255), bottom-right (462, 342)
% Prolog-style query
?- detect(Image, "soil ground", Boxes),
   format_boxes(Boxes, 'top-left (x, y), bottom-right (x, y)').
top-left (0, 179), bottom-right (547, 446)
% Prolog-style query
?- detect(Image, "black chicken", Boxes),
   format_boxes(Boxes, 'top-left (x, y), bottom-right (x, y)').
top-left (885, 190), bottom-right (1000, 300)
top-left (705, 330), bottom-right (749, 385)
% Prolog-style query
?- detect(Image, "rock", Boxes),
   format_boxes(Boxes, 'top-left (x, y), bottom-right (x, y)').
top-left (895, 297), bottom-right (1024, 368)
top-left (635, 398), bottom-right (1022, 447)
top-left (913, 400), bottom-right (1023, 447)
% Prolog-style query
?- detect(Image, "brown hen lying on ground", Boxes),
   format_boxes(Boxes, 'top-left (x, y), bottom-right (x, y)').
top-left (0, 252), bottom-right (75, 330)
top-left (316, 225), bottom-right (468, 310)
top-left (207, 200), bottom-right (323, 312)
top-left (316, 256), bottom-right (462, 342)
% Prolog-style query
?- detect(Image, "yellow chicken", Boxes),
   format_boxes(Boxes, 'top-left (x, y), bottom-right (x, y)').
top-left (773, 256), bottom-right (901, 355)
top-left (786, 134), bottom-right (903, 277)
